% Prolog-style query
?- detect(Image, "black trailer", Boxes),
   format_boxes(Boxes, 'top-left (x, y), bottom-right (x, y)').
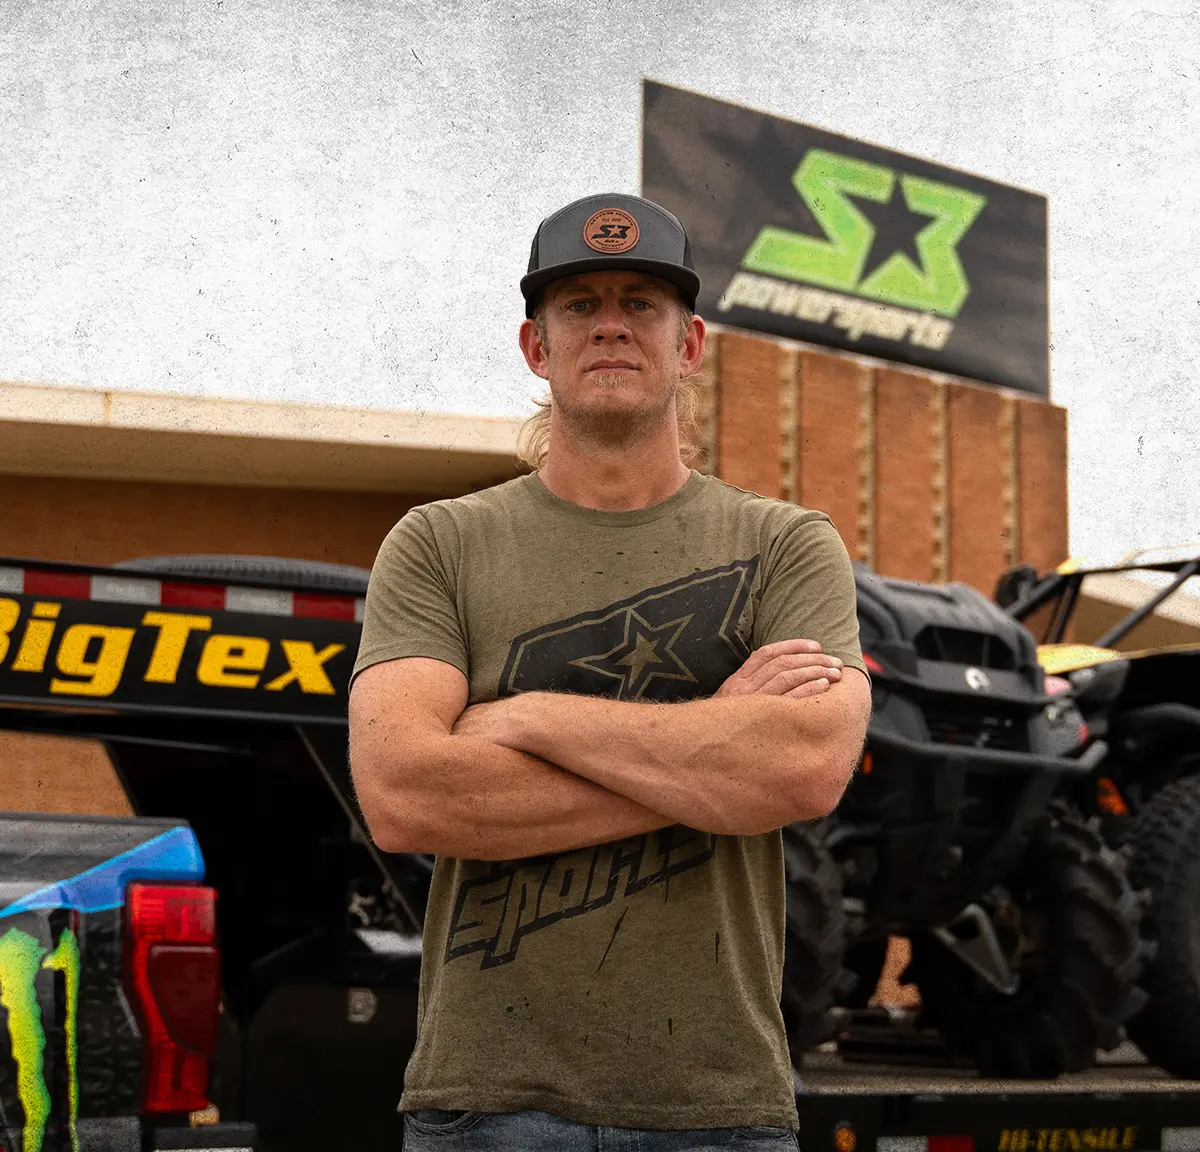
top-left (2, 553), bottom-right (1198, 1152)
top-left (794, 1047), bottom-right (1200, 1152)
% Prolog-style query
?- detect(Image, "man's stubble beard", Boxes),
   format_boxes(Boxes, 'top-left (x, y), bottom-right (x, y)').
top-left (549, 370), bottom-right (679, 452)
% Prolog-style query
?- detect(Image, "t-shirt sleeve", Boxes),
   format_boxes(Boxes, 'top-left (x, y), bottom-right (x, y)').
top-left (350, 507), bottom-right (469, 684)
top-left (752, 512), bottom-right (870, 684)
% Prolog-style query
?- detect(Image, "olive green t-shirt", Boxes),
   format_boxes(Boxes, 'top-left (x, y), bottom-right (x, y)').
top-left (352, 469), bottom-right (866, 1131)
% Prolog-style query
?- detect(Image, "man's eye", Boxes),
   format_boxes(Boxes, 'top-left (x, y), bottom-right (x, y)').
top-left (567, 300), bottom-right (591, 313)
top-left (628, 299), bottom-right (651, 311)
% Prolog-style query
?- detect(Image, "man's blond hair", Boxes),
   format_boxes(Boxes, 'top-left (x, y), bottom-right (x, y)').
top-left (515, 294), bottom-right (703, 472)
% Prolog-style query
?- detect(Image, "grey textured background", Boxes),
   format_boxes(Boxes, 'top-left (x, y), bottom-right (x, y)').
top-left (1, 0), bottom-right (1196, 560)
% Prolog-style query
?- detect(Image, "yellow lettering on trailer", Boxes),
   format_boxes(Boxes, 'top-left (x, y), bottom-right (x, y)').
top-left (50, 624), bottom-right (136, 697)
top-left (263, 641), bottom-right (345, 695)
top-left (197, 634), bottom-right (270, 689)
top-left (2, 594), bottom-right (351, 704)
top-left (11, 602), bottom-right (61, 673)
top-left (141, 612), bottom-right (213, 683)
top-left (1000, 1130), bottom-right (1137, 1152)
top-left (0, 598), bottom-right (19, 663)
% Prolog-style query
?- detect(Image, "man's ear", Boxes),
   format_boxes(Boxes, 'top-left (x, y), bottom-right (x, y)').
top-left (519, 317), bottom-right (551, 381)
top-left (679, 313), bottom-right (707, 379)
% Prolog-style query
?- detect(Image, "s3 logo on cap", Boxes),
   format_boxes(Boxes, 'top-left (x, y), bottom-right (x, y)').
top-left (584, 208), bottom-right (640, 254)
top-left (520, 192), bottom-right (699, 318)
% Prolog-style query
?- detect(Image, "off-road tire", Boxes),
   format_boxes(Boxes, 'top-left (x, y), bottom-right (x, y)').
top-left (780, 823), bottom-right (850, 1056)
top-left (1125, 771), bottom-right (1200, 1077)
top-left (906, 802), bottom-right (1151, 1078)
top-left (115, 554), bottom-right (372, 594)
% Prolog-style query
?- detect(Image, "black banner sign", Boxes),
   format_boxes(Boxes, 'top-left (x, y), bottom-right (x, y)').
top-left (0, 591), bottom-right (358, 723)
top-left (641, 80), bottom-right (1050, 396)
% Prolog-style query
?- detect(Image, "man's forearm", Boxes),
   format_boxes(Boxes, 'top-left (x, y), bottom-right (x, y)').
top-left (364, 732), bottom-right (676, 861)
top-left (493, 686), bottom-right (867, 835)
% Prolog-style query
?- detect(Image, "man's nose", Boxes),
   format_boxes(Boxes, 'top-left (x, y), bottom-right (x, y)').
top-left (591, 300), bottom-right (631, 341)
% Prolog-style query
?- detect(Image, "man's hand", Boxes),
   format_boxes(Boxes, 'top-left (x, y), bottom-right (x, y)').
top-left (454, 640), bottom-right (845, 742)
top-left (714, 638), bottom-right (844, 699)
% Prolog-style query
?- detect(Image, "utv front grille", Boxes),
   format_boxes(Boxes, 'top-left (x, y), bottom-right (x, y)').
top-left (922, 702), bottom-right (1028, 752)
top-left (913, 626), bottom-right (1017, 669)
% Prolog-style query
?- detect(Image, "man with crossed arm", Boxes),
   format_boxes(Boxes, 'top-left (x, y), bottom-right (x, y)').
top-left (347, 192), bottom-right (872, 1151)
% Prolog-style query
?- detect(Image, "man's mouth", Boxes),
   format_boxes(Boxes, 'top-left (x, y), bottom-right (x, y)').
top-left (587, 362), bottom-right (639, 371)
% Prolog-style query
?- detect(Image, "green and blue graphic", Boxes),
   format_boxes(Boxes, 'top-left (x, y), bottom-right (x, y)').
top-left (0, 927), bottom-right (79, 1152)
top-left (0, 826), bottom-right (204, 1152)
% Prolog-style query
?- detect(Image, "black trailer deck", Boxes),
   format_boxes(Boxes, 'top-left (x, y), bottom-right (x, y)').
top-left (793, 1043), bottom-right (1200, 1152)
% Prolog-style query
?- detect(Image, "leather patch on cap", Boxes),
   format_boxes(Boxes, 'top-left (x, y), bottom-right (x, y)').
top-left (583, 208), bottom-right (640, 254)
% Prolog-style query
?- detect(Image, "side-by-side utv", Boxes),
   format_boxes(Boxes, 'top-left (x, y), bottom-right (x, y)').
top-left (780, 562), bottom-right (1152, 1079)
top-left (995, 545), bottom-right (1200, 1079)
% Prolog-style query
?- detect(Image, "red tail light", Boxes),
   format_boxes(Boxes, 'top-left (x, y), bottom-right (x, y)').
top-left (124, 883), bottom-right (220, 1113)
top-left (863, 652), bottom-right (886, 674)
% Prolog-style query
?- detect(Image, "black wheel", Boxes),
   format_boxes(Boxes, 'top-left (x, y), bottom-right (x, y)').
top-left (1126, 770), bottom-right (1200, 1076)
top-left (114, 554), bottom-right (372, 594)
top-left (780, 823), bottom-right (850, 1056)
top-left (837, 937), bottom-right (890, 1009)
top-left (905, 803), bottom-right (1151, 1077)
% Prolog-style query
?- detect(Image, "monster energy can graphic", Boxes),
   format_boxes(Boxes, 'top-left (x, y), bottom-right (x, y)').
top-left (0, 820), bottom-right (206, 1152)
top-left (0, 926), bottom-right (81, 1152)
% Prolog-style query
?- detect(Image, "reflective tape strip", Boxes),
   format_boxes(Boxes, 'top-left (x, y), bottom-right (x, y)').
top-left (1163, 1130), bottom-right (1200, 1152)
top-left (878, 1139), bottom-right (928, 1152)
top-left (90, 575), bottom-right (162, 605)
top-left (225, 587), bottom-right (293, 616)
top-left (0, 566), bottom-right (361, 621)
top-left (293, 593), bottom-right (356, 621)
top-left (25, 570), bottom-right (89, 598)
top-left (928, 1139), bottom-right (972, 1152)
top-left (162, 581), bottom-right (225, 610)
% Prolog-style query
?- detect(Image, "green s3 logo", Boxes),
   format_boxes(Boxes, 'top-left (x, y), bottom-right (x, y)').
top-left (0, 926), bottom-right (81, 1152)
top-left (740, 148), bottom-right (987, 317)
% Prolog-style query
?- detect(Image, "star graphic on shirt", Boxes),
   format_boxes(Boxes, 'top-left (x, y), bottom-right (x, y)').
top-left (569, 611), bottom-right (697, 700)
top-left (500, 558), bottom-right (758, 703)
top-left (850, 181), bottom-right (937, 284)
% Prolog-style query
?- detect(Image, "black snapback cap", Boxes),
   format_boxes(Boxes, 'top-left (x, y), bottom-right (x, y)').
top-left (520, 192), bottom-right (701, 318)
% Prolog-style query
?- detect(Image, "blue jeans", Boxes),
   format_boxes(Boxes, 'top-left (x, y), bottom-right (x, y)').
top-left (402, 1108), bottom-right (799, 1150)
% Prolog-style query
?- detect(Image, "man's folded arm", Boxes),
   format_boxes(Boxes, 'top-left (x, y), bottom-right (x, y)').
top-left (481, 669), bottom-right (872, 835)
top-left (347, 655), bottom-right (675, 861)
